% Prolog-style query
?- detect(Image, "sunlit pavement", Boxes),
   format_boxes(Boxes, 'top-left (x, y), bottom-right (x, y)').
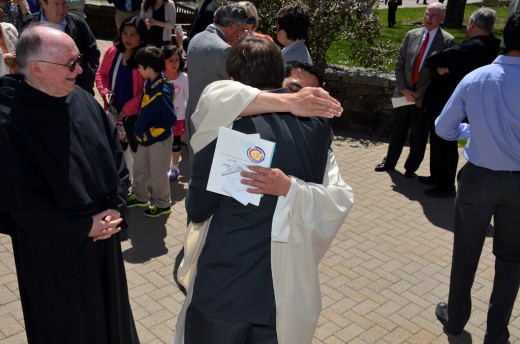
top-left (0, 37), bottom-right (517, 344)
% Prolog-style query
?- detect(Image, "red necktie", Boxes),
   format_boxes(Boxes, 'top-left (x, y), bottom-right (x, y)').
top-left (412, 31), bottom-right (430, 85)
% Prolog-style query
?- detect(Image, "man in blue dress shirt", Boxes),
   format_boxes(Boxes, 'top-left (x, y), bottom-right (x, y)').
top-left (434, 11), bottom-right (520, 344)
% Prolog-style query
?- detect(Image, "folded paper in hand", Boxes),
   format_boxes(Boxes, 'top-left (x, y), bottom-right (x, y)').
top-left (207, 127), bottom-right (276, 206)
top-left (391, 96), bottom-right (415, 108)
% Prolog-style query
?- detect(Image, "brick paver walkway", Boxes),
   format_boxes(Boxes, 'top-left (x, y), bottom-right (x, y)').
top-left (1, 38), bottom-right (518, 344)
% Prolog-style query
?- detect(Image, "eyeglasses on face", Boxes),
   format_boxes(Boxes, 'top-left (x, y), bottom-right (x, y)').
top-left (36, 54), bottom-right (83, 72)
top-left (245, 17), bottom-right (255, 25)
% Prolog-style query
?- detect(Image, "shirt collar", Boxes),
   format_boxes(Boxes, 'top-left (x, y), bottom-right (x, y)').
top-left (40, 11), bottom-right (67, 31)
top-left (493, 55), bottom-right (520, 65)
top-left (425, 26), bottom-right (439, 38)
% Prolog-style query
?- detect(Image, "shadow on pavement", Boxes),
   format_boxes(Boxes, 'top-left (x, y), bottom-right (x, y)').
top-left (387, 169), bottom-right (456, 232)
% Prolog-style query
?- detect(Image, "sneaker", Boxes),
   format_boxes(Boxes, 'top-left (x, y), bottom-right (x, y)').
top-left (169, 168), bottom-right (180, 181)
top-left (144, 205), bottom-right (172, 217)
top-left (127, 193), bottom-right (148, 208)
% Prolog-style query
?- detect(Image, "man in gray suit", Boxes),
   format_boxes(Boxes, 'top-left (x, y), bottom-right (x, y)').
top-left (375, 2), bottom-right (455, 177)
top-left (185, 2), bottom-right (247, 141)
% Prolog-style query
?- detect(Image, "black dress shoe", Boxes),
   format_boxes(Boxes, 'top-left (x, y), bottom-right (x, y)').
top-left (435, 302), bottom-right (462, 335)
top-left (404, 170), bottom-right (416, 178)
top-left (375, 162), bottom-right (395, 172)
top-left (425, 187), bottom-right (456, 198)
top-left (417, 176), bottom-right (435, 185)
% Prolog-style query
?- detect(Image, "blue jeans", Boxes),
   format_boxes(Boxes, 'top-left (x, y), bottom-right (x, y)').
top-left (447, 162), bottom-right (520, 344)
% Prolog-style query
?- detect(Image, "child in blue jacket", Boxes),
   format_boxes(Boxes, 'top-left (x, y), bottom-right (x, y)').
top-left (127, 46), bottom-right (176, 217)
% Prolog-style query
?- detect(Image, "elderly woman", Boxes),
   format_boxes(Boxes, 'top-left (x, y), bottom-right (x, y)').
top-left (276, 2), bottom-right (312, 65)
top-left (234, 1), bottom-right (271, 42)
top-left (140, 0), bottom-right (176, 47)
top-left (0, 8), bottom-right (18, 76)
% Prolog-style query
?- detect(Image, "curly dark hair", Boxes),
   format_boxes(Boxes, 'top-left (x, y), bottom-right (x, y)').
top-left (276, 2), bottom-right (310, 41)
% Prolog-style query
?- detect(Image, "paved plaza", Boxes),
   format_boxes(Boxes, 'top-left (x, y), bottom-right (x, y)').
top-left (1, 32), bottom-right (519, 343)
top-left (2, 132), bottom-right (519, 343)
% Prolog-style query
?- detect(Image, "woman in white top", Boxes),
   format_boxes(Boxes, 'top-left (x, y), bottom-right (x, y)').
top-left (0, 16), bottom-right (18, 76)
top-left (140, 0), bottom-right (176, 47)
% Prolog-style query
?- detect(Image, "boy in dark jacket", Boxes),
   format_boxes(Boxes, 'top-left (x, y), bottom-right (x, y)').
top-left (127, 46), bottom-right (177, 217)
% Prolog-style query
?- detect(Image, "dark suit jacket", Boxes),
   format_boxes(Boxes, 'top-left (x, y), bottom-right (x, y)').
top-left (186, 96), bottom-right (333, 325)
top-left (185, 25), bottom-right (230, 134)
top-left (22, 12), bottom-right (101, 95)
top-left (423, 34), bottom-right (500, 115)
top-left (183, 0), bottom-right (218, 51)
top-left (394, 27), bottom-right (455, 108)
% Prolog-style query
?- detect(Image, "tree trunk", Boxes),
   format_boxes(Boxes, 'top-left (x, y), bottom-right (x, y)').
top-left (443, 0), bottom-right (468, 28)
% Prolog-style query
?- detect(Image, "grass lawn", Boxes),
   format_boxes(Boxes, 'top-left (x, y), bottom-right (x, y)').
top-left (327, 3), bottom-right (510, 70)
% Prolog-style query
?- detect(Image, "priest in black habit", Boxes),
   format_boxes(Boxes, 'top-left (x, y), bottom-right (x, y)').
top-left (0, 25), bottom-right (140, 343)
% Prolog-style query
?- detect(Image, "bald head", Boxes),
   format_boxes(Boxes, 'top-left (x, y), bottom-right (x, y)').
top-left (16, 25), bottom-right (72, 73)
top-left (16, 25), bottom-right (82, 97)
top-left (424, 2), bottom-right (446, 31)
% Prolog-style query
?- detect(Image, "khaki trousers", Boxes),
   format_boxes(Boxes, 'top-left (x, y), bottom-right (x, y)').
top-left (133, 135), bottom-right (173, 208)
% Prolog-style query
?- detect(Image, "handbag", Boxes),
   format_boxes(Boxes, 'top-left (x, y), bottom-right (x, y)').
top-left (106, 104), bottom-right (128, 142)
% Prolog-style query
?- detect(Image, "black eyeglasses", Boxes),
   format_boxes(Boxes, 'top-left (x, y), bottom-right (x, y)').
top-left (36, 54), bottom-right (83, 72)
top-left (245, 17), bottom-right (255, 25)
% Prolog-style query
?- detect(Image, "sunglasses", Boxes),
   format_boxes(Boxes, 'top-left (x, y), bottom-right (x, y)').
top-left (36, 54), bottom-right (83, 72)
top-left (245, 17), bottom-right (255, 25)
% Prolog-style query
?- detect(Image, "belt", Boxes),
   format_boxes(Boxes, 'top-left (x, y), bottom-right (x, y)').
top-left (468, 162), bottom-right (520, 175)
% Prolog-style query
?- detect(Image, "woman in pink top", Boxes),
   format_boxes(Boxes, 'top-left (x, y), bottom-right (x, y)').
top-left (96, 17), bottom-right (148, 182)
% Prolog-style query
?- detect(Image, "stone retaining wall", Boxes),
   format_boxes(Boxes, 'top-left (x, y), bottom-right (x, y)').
top-left (325, 65), bottom-right (396, 138)
top-left (85, 2), bottom-right (118, 39)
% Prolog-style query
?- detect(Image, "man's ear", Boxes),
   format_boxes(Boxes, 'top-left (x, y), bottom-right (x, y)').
top-left (27, 61), bottom-right (44, 80)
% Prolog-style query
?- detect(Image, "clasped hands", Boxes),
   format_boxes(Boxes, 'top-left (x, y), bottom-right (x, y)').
top-left (89, 209), bottom-right (122, 241)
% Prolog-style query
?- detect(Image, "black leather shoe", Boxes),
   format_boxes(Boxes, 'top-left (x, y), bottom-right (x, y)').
top-left (404, 170), bottom-right (416, 178)
top-left (435, 302), bottom-right (462, 335)
top-left (375, 162), bottom-right (395, 172)
top-left (425, 187), bottom-right (456, 198)
top-left (417, 176), bottom-right (435, 185)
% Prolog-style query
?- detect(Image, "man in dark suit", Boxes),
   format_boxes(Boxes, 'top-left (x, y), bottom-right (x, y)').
top-left (22, 0), bottom-right (100, 95)
top-left (176, 36), bottom-right (352, 344)
top-left (185, 2), bottom-right (247, 141)
top-left (419, 7), bottom-right (500, 197)
top-left (375, 2), bottom-right (454, 177)
top-left (177, 0), bottom-right (218, 52)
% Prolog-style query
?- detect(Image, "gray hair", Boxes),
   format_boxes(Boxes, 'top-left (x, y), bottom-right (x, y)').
top-left (469, 7), bottom-right (496, 32)
top-left (214, 2), bottom-right (248, 28)
top-left (15, 23), bottom-right (62, 74)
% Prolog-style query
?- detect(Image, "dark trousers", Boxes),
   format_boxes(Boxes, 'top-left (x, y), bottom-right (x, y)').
top-left (447, 162), bottom-right (520, 344)
top-left (385, 104), bottom-right (429, 173)
top-left (429, 113), bottom-right (458, 190)
top-left (387, 3), bottom-right (398, 27)
top-left (185, 304), bottom-right (278, 344)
